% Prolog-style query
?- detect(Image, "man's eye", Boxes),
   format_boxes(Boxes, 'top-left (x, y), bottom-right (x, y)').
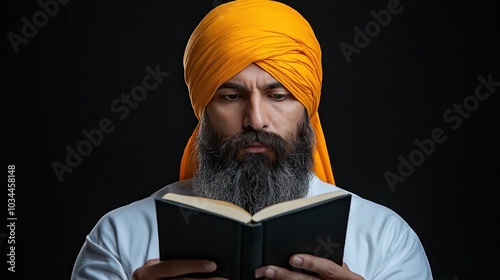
top-left (223, 94), bottom-right (239, 100)
top-left (271, 94), bottom-right (287, 100)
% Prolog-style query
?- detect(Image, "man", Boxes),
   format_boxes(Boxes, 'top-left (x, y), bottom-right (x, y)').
top-left (71, 1), bottom-right (433, 279)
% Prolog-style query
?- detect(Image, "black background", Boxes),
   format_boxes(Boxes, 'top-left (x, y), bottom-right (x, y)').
top-left (2, 0), bottom-right (499, 279)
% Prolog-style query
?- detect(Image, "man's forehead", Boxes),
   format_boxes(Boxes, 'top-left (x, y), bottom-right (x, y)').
top-left (217, 63), bottom-right (288, 91)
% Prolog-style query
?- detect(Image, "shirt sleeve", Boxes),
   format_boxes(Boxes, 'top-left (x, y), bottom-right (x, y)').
top-left (372, 227), bottom-right (433, 280)
top-left (342, 192), bottom-right (433, 279)
top-left (71, 234), bottom-right (130, 280)
top-left (70, 197), bottom-right (159, 280)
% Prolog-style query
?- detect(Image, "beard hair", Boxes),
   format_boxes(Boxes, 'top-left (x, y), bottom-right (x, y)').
top-left (192, 111), bottom-right (314, 215)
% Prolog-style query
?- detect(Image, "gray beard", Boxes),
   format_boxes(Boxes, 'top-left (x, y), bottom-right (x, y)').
top-left (192, 112), bottom-right (314, 215)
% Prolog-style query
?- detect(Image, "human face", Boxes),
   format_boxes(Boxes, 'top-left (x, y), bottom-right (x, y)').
top-left (205, 63), bottom-right (306, 160)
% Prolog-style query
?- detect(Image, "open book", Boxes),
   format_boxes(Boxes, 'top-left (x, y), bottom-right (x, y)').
top-left (155, 190), bottom-right (351, 280)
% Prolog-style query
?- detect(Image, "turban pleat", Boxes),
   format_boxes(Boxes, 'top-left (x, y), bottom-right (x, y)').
top-left (180, 0), bottom-right (335, 185)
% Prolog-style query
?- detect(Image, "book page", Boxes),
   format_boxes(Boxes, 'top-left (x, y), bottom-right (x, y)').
top-left (251, 190), bottom-right (347, 222)
top-left (162, 193), bottom-right (252, 223)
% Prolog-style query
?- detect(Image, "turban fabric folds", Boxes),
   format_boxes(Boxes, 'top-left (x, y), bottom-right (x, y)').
top-left (180, 0), bottom-right (335, 184)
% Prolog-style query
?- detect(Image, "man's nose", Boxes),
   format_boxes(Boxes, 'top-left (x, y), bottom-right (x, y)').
top-left (243, 95), bottom-right (269, 131)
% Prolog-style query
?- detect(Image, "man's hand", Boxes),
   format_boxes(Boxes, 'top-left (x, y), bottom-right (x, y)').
top-left (255, 254), bottom-right (364, 280)
top-left (132, 258), bottom-right (227, 280)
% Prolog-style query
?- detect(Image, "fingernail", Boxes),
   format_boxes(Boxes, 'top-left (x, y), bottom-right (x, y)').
top-left (204, 261), bottom-right (216, 271)
top-left (265, 268), bottom-right (276, 278)
top-left (292, 256), bottom-right (303, 267)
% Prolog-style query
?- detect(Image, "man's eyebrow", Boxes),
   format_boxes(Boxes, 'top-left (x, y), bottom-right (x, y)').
top-left (264, 82), bottom-right (285, 90)
top-left (217, 82), bottom-right (247, 90)
top-left (217, 81), bottom-right (285, 91)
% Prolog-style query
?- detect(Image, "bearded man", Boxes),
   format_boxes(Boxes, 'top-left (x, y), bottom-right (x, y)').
top-left (71, 1), bottom-right (432, 279)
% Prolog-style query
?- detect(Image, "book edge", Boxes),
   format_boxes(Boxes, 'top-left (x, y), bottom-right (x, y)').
top-left (251, 191), bottom-right (350, 222)
top-left (159, 193), bottom-right (253, 224)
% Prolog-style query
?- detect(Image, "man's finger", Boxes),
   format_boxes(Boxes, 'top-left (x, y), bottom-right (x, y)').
top-left (255, 265), bottom-right (319, 280)
top-left (289, 254), bottom-right (364, 280)
top-left (142, 258), bottom-right (160, 266)
top-left (289, 254), bottom-right (342, 278)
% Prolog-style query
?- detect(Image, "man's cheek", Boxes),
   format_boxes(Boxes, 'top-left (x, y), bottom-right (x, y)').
top-left (216, 125), bottom-right (238, 139)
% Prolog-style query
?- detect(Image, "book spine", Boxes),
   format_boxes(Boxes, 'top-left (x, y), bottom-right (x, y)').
top-left (240, 224), bottom-right (263, 280)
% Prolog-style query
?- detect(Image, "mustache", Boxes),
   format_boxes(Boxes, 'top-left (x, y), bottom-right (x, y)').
top-left (219, 129), bottom-right (295, 159)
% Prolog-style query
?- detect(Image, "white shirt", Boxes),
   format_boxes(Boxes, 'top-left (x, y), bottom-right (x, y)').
top-left (71, 176), bottom-right (433, 279)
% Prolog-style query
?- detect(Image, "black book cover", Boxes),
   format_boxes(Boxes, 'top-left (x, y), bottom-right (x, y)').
top-left (155, 192), bottom-right (351, 279)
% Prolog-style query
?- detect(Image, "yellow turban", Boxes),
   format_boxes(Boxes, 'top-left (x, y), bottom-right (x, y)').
top-left (180, 0), bottom-right (335, 185)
